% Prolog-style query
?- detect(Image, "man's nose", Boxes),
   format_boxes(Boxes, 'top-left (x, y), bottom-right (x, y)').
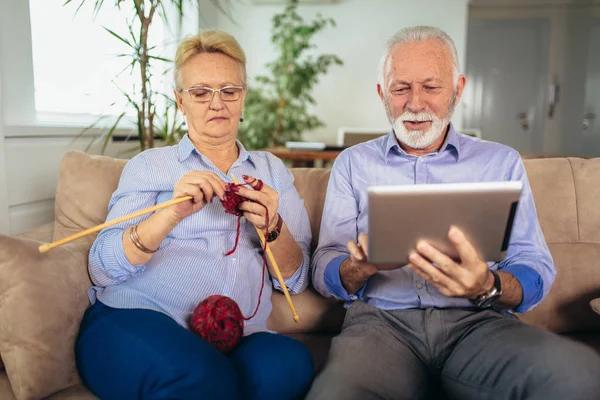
top-left (406, 89), bottom-right (425, 113)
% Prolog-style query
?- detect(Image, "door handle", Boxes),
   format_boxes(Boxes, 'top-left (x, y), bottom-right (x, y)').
top-left (582, 113), bottom-right (596, 130)
top-left (517, 112), bottom-right (530, 131)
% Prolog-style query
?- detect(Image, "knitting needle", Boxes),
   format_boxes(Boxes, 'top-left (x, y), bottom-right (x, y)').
top-left (231, 174), bottom-right (300, 323)
top-left (38, 196), bottom-right (193, 253)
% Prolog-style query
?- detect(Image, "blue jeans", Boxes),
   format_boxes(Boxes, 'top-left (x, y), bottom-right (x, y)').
top-left (76, 301), bottom-right (314, 400)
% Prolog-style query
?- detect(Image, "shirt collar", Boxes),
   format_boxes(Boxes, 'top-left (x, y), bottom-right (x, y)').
top-left (382, 123), bottom-right (461, 162)
top-left (178, 134), bottom-right (196, 162)
top-left (178, 134), bottom-right (253, 165)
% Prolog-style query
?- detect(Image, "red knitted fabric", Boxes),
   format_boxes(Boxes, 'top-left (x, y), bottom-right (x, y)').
top-left (189, 295), bottom-right (244, 353)
top-left (221, 183), bottom-right (246, 217)
top-left (190, 182), bottom-right (270, 352)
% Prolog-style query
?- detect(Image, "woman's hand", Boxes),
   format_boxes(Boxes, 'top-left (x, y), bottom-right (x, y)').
top-left (235, 174), bottom-right (279, 230)
top-left (168, 171), bottom-right (226, 222)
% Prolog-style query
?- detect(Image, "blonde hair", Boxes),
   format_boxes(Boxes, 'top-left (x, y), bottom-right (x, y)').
top-left (174, 30), bottom-right (247, 89)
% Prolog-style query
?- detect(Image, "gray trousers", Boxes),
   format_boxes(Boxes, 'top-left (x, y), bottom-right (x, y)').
top-left (307, 301), bottom-right (600, 400)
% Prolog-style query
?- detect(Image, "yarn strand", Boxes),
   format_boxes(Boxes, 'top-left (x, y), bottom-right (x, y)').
top-left (190, 181), bottom-right (272, 352)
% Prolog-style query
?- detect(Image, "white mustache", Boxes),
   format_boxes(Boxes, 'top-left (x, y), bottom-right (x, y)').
top-left (399, 112), bottom-right (435, 122)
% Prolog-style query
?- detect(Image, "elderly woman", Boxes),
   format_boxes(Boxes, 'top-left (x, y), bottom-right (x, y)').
top-left (75, 30), bottom-right (314, 399)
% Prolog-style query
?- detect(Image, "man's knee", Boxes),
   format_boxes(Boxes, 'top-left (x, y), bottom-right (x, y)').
top-left (308, 355), bottom-right (426, 400)
top-left (533, 340), bottom-right (600, 398)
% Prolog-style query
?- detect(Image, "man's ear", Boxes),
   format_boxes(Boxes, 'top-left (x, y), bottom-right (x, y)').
top-left (454, 75), bottom-right (467, 105)
top-left (377, 83), bottom-right (385, 103)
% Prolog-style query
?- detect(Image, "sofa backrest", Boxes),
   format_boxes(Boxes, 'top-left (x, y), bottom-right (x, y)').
top-left (518, 158), bottom-right (600, 333)
top-left (53, 151), bottom-right (600, 334)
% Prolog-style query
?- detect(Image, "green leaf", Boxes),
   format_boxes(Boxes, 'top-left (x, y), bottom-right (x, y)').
top-left (64, 0), bottom-right (85, 14)
top-left (148, 55), bottom-right (172, 63)
top-left (103, 26), bottom-right (134, 48)
top-left (102, 112), bottom-right (127, 154)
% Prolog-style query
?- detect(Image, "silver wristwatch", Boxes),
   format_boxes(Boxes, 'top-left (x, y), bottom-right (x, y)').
top-left (469, 270), bottom-right (502, 308)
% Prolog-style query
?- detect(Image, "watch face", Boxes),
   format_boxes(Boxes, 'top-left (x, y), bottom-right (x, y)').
top-left (267, 230), bottom-right (278, 242)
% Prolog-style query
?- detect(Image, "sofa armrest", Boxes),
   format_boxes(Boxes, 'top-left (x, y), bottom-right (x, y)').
top-left (591, 299), bottom-right (600, 316)
top-left (15, 222), bottom-right (55, 243)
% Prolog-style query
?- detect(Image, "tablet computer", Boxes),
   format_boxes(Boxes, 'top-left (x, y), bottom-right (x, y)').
top-left (367, 181), bottom-right (522, 265)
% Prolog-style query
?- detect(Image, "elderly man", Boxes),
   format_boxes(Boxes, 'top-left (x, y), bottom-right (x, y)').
top-left (308, 26), bottom-right (600, 400)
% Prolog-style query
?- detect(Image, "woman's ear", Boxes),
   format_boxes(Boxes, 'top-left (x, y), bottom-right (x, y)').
top-left (173, 89), bottom-right (185, 114)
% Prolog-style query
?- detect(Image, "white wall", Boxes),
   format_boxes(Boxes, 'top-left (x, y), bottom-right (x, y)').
top-left (205, 0), bottom-right (469, 144)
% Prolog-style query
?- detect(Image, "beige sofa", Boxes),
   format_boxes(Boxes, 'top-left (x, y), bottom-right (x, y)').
top-left (1, 151), bottom-right (600, 400)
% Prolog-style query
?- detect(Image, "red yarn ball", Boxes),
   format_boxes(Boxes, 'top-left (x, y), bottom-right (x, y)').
top-left (190, 295), bottom-right (244, 353)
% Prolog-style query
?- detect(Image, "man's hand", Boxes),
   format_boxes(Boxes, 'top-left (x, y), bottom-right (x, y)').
top-left (408, 226), bottom-right (494, 299)
top-left (340, 233), bottom-right (401, 295)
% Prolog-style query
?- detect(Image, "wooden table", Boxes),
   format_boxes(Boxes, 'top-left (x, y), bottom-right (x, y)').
top-left (265, 147), bottom-right (342, 167)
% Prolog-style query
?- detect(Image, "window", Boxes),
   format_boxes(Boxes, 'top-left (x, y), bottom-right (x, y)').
top-left (28, 0), bottom-right (167, 118)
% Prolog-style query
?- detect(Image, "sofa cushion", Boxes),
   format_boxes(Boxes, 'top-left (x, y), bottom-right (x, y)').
top-left (521, 158), bottom-right (600, 333)
top-left (53, 151), bottom-right (127, 243)
top-left (0, 236), bottom-right (91, 400)
top-left (592, 298), bottom-right (600, 316)
top-left (289, 168), bottom-right (331, 251)
top-left (520, 243), bottom-right (600, 332)
top-left (523, 158), bottom-right (579, 244)
top-left (0, 371), bottom-right (14, 400)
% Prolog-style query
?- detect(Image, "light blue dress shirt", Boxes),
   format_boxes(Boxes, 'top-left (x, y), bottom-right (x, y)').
top-left (312, 124), bottom-right (555, 313)
top-left (88, 134), bottom-right (312, 334)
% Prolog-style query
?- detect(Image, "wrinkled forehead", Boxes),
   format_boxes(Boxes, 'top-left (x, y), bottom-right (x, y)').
top-left (180, 52), bottom-right (244, 88)
top-left (384, 39), bottom-right (454, 85)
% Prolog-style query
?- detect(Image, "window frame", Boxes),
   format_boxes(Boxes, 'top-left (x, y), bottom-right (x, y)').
top-left (0, 0), bottom-right (191, 139)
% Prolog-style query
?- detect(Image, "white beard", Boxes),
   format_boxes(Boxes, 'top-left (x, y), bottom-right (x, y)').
top-left (386, 92), bottom-right (457, 150)
top-left (392, 111), bottom-right (450, 149)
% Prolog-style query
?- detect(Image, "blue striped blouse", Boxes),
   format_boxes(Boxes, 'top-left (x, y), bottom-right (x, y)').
top-left (88, 135), bottom-right (312, 334)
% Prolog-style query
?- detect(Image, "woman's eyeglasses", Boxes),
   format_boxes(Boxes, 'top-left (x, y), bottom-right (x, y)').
top-left (180, 85), bottom-right (245, 103)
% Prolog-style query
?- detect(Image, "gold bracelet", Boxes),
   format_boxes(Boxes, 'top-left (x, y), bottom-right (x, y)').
top-left (129, 224), bottom-right (158, 254)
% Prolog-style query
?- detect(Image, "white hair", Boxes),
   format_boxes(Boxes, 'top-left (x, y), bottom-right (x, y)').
top-left (378, 26), bottom-right (460, 90)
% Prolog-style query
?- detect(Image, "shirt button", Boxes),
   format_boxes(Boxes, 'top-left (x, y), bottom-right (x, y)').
top-left (416, 283), bottom-right (423, 289)
top-left (349, 294), bottom-right (358, 300)
top-left (419, 158), bottom-right (424, 163)
top-left (232, 258), bottom-right (237, 263)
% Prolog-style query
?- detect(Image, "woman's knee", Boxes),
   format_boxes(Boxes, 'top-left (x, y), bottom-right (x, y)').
top-left (75, 304), bottom-right (240, 399)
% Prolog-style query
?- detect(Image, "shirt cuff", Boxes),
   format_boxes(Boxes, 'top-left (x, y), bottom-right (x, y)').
top-left (501, 263), bottom-right (543, 313)
top-left (324, 255), bottom-right (368, 301)
top-left (112, 229), bottom-right (146, 278)
top-left (272, 256), bottom-right (305, 294)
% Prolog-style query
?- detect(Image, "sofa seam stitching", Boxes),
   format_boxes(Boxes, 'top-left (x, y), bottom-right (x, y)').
top-left (567, 158), bottom-right (580, 241)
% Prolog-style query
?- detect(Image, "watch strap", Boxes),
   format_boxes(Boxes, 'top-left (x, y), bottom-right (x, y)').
top-left (266, 214), bottom-right (283, 242)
